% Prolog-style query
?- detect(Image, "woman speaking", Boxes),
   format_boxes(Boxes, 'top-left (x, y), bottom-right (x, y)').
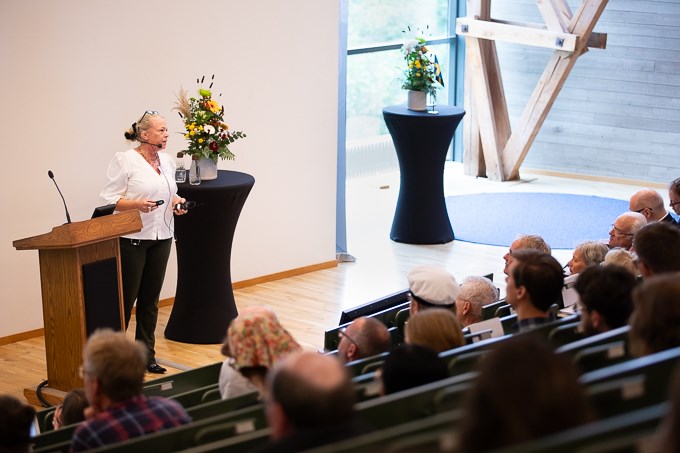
top-left (100, 110), bottom-right (186, 374)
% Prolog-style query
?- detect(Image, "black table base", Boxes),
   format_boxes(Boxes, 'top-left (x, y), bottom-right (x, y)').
top-left (383, 104), bottom-right (465, 244)
top-left (165, 170), bottom-right (254, 344)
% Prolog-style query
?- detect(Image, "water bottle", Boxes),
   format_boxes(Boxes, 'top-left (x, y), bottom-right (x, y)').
top-left (189, 157), bottom-right (201, 185)
top-left (175, 152), bottom-right (186, 183)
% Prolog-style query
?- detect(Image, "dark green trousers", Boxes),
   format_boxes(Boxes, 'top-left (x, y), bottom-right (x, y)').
top-left (119, 237), bottom-right (172, 364)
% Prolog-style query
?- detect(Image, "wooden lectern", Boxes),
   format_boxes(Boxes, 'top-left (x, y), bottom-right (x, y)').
top-left (13, 211), bottom-right (142, 401)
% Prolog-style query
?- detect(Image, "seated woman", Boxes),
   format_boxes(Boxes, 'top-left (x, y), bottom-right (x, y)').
top-left (219, 306), bottom-right (301, 400)
top-left (405, 308), bottom-right (465, 353)
top-left (567, 240), bottom-right (610, 275)
top-left (53, 388), bottom-right (88, 429)
top-left (602, 247), bottom-right (639, 278)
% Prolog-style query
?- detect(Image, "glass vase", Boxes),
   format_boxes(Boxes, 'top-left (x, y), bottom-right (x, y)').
top-left (189, 157), bottom-right (201, 185)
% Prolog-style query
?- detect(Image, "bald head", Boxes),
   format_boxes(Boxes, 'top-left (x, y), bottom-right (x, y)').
top-left (338, 317), bottom-right (391, 363)
top-left (503, 234), bottom-right (551, 274)
top-left (266, 352), bottom-right (355, 438)
top-left (629, 189), bottom-right (667, 222)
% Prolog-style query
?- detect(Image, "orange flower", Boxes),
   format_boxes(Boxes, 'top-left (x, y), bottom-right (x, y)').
top-left (206, 100), bottom-right (220, 113)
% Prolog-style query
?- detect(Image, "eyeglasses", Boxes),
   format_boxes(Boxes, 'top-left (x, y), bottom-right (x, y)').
top-left (338, 327), bottom-right (358, 348)
top-left (611, 225), bottom-right (634, 237)
top-left (670, 200), bottom-right (680, 208)
top-left (78, 365), bottom-right (93, 379)
top-left (633, 207), bottom-right (651, 214)
top-left (138, 110), bottom-right (159, 124)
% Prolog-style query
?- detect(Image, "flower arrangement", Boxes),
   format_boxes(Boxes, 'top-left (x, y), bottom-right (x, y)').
top-left (174, 75), bottom-right (246, 161)
top-left (401, 29), bottom-right (441, 97)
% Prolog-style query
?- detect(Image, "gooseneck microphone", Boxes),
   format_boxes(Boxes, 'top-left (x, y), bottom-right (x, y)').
top-left (47, 170), bottom-right (72, 224)
top-left (139, 140), bottom-right (163, 149)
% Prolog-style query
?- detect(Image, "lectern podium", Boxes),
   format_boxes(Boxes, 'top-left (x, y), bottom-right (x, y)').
top-left (13, 211), bottom-right (142, 397)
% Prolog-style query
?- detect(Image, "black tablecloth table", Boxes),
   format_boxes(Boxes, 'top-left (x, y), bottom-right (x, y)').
top-left (383, 104), bottom-right (466, 244)
top-left (165, 170), bottom-right (255, 344)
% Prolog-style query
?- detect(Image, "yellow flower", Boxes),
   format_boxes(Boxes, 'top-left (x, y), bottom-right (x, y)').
top-left (188, 123), bottom-right (196, 131)
top-left (207, 100), bottom-right (220, 113)
top-left (184, 133), bottom-right (190, 139)
top-left (189, 130), bottom-right (195, 136)
top-left (415, 60), bottom-right (421, 69)
top-left (416, 72), bottom-right (422, 77)
top-left (198, 138), bottom-right (204, 144)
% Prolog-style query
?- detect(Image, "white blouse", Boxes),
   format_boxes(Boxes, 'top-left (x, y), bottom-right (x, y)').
top-left (100, 149), bottom-right (178, 240)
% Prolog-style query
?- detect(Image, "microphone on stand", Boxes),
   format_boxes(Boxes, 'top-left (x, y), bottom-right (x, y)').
top-left (47, 170), bottom-right (72, 224)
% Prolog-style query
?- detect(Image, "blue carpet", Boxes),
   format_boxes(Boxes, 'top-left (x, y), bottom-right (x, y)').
top-left (445, 193), bottom-right (630, 250)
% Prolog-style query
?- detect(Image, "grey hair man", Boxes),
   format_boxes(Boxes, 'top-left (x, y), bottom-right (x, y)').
top-left (629, 188), bottom-right (679, 225)
top-left (455, 276), bottom-right (499, 327)
top-left (608, 211), bottom-right (646, 251)
top-left (71, 329), bottom-right (190, 451)
top-left (503, 234), bottom-right (551, 275)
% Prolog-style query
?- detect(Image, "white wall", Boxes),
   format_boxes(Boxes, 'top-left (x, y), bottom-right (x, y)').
top-left (0, 0), bottom-right (340, 338)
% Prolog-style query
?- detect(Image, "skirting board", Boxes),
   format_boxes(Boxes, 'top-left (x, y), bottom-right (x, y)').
top-left (0, 260), bottom-right (338, 346)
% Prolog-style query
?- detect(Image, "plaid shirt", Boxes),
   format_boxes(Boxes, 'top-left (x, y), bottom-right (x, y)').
top-left (70, 395), bottom-right (191, 451)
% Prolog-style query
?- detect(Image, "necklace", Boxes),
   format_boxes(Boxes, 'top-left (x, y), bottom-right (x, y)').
top-left (137, 147), bottom-right (161, 173)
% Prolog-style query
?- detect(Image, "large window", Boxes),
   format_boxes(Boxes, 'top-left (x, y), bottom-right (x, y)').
top-left (345, 0), bottom-right (459, 177)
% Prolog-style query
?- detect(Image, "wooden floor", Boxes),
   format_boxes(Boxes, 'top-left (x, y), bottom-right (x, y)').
top-left (0, 163), bottom-right (647, 405)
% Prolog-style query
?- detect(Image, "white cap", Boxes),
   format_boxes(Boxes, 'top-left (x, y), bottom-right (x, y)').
top-left (407, 266), bottom-right (460, 307)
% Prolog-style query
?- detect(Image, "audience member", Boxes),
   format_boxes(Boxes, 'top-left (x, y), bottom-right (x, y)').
top-left (53, 388), bottom-right (88, 429)
top-left (629, 274), bottom-right (680, 357)
top-left (574, 265), bottom-right (635, 336)
top-left (0, 395), bottom-right (35, 453)
top-left (602, 248), bottom-right (638, 277)
top-left (405, 308), bottom-right (464, 353)
top-left (70, 329), bottom-right (190, 451)
top-left (668, 177), bottom-right (680, 219)
top-left (608, 211), bottom-right (646, 251)
top-left (633, 222), bottom-right (680, 278)
top-left (503, 234), bottom-right (551, 274)
top-left (454, 276), bottom-right (499, 327)
top-left (379, 344), bottom-right (448, 395)
top-left (629, 188), bottom-right (678, 225)
top-left (457, 335), bottom-right (594, 452)
top-left (567, 240), bottom-right (609, 275)
top-left (407, 265), bottom-right (460, 314)
top-left (258, 351), bottom-right (365, 452)
top-left (337, 316), bottom-right (391, 364)
top-left (505, 249), bottom-right (564, 332)
top-left (220, 306), bottom-right (301, 400)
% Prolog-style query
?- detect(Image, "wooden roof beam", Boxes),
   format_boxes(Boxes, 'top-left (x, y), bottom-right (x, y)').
top-left (456, 16), bottom-right (579, 52)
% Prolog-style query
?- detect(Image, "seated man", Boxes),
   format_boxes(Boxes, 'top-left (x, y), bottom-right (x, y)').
top-left (454, 276), bottom-right (499, 327)
top-left (407, 265), bottom-right (460, 314)
top-left (574, 265), bottom-right (635, 336)
top-left (70, 329), bottom-right (191, 451)
top-left (608, 211), bottom-right (646, 251)
top-left (337, 316), bottom-right (391, 364)
top-left (633, 222), bottom-right (680, 278)
top-left (503, 234), bottom-right (551, 275)
top-left (505, 249), bottom-right (564, 332)
top-left (629, 188), bottom-right (679, 225)
top-left (260, 351), bottom-right (367, 452)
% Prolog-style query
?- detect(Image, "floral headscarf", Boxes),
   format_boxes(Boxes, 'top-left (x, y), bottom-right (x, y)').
top-left (225, 310), bottom-right (301, 370)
